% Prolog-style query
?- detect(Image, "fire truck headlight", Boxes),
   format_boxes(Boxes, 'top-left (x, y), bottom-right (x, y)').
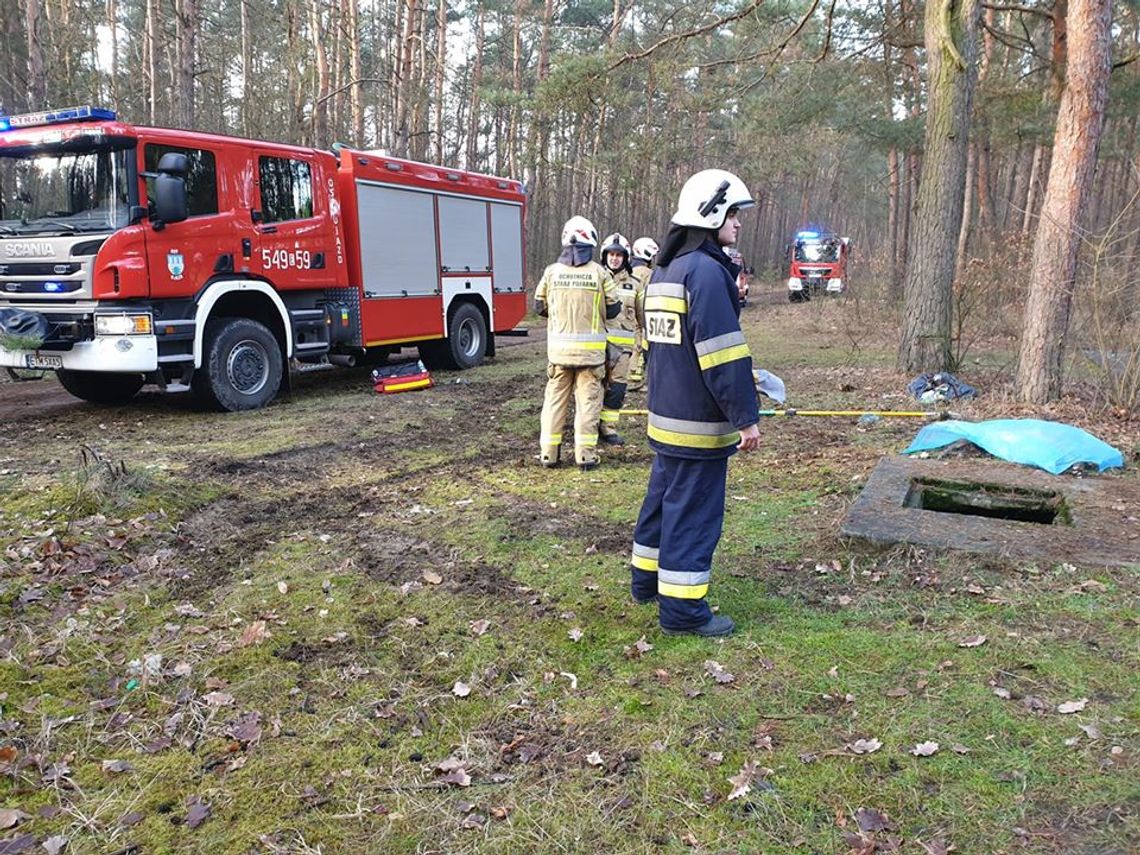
top-left (787, 277), bottom-right (802, 290)
top-left (95, 313), bottom-right (153, 337)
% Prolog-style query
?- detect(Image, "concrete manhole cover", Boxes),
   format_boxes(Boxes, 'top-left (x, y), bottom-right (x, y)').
top-left (841, 456), bottom-right (1140, 567)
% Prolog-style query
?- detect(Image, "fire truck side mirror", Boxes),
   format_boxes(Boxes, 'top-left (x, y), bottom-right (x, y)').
top-left (153, 153), bottom-right (189, 227)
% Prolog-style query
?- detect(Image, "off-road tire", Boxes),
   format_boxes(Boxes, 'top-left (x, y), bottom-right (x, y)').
top-left (193, 317), bottom-right (283, 411)
top-left (419, 302), bottom-right (487, 370)
top-left (56, 369), bottom-right (144, 405)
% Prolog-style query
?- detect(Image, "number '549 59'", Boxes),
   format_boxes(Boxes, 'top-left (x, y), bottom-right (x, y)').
top-left (261, 248), bottom-right (312, 270)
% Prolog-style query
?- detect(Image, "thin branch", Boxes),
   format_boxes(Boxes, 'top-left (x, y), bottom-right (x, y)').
top-left (1113, 52), bottom-right (1139, 71)
top-left (607, 0), bottom-right (765, 72)
top-left (981, 1), bottom-right (1052, 18)
top-left (813, 0), bottom-right (839, 63)
top-left (315, 77), bottom-right (387, 107)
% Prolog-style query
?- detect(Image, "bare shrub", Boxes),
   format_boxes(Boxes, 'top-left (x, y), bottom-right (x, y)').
top-left (1070, 191), bottom-right (1140, 414)
top-left (67, 444), bottom-right (156, 525)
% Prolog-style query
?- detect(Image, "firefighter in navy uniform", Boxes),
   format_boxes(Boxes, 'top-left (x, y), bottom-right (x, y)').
top-left (599, 232), bottom-right (639, 446)
top-left (628, 237), bottom-right (658, 388)
top-left (629, 170), bottom-right (760, 637)
top-left (535, 216), bottom-right (621, 470)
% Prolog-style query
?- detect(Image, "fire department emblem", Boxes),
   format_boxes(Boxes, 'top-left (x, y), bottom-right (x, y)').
top-left (167, 250), bottom-right (185, 280)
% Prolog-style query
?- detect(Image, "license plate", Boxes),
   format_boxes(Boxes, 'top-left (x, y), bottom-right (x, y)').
top-left (25, 353), bottom-right (62, 369)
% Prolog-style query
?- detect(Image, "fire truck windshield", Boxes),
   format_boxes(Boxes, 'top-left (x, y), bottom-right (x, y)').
top-left (795, 239), bottom-right (841, 263)
top-left (0, 148), bottom-right (131, 235)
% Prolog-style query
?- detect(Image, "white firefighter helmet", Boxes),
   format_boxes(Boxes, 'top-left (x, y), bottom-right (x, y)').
top-left (601, 232), bottom-right (631, 257)
top-left (561, 215), bottom-right (599, 247)
top-left (632, 237), bottom-right (659, 262)
top-left (671, 169), bottom-right (755, 229)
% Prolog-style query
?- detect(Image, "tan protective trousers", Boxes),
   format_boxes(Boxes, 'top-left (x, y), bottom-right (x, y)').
top-left (540, 363), bottom-right (605, 465)
top-left (601, 346), bottom-right (632, 435)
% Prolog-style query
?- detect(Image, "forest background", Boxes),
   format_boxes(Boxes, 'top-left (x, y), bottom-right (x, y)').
top-left (1, 0), bottom-right (1138, 407)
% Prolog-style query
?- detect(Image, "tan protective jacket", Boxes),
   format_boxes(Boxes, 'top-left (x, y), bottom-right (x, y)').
top-left (605, 268), bottom-right (643, 350)
top-left (535, 260), bottom-right (615, 366)
top-left (631, 265), bottom-right (652, 347)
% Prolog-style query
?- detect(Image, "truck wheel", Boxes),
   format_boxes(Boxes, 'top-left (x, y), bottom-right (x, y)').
top-left (421, 302), bottom-right (487, 370)
top-left (57, 369), bottom-right (144, 405)
top-left (194, 317), bottom-right (283, 411)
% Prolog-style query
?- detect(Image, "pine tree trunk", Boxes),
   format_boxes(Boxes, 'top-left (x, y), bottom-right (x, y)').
top-left (464, 7), bottom-right (484, 171)
top-left (433, 0), bottom-right (446, 163)
top-left (888, 147), bottom-right (900, 294)
top-left (105, 0), bottom-right (118, 105)
top-left (1016, 0), bottom-right (1113, 403)
top-left (144, 0), bottom-right (158, 123)
top-left (348, 0), bottom-right (363, 147)
top-left (175, 0), bottom-right (196, 128)
top-left (309, 0), bottom-right (329, 146)
top-left (897, 0), bottom-right (980, 373)
top-left (25, 0), bottom-right (46, 105)
top-left (240, 0), bottom-right (252, 136)
top-left (956, 142), bottom-right (977, 275)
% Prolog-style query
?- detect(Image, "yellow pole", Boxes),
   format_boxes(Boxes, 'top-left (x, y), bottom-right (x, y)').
top-left (618, 408), bottom-right (943, 418)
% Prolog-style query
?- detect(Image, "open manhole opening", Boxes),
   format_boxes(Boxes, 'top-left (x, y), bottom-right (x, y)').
top-left (904, 477), bottom-right (1072, 525)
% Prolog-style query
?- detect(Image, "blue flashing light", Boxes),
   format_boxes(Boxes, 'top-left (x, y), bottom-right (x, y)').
top-left (43, 281), bottom-right (66, 293)
top-left (796, 230), bottom-right (819, 239)
top-left (0, 105), bottom-right (116, 132)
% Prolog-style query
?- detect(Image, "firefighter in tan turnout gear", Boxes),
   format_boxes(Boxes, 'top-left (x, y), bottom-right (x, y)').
top-left (628, 237), bottom-right (659, 387)
top-left (535, 216), bottom-right (621, 470)
top-left (599, 232), bottom-right (641, 445)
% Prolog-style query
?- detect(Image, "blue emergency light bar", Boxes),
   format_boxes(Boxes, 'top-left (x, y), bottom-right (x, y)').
top-left (0, 106), bottom-right (117, 132)
top-left (796, 230), bottom-right (820, 239)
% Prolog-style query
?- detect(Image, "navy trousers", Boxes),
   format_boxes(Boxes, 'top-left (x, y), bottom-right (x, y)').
top-left (631, 453), bottom-right (728, 630)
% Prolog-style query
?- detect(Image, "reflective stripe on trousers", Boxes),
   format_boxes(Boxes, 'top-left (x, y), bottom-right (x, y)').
top-left (630, 453), bottom-right (727, 630)
top-left (631, 541), bottom-right (659, 572)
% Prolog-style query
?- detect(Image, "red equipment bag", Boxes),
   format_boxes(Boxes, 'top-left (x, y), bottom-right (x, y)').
top-left (372, 360), bottom-right (433, 394)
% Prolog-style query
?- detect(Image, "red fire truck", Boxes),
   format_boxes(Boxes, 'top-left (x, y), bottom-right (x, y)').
top-left (0, 106), bottom-right (527, 409)
top-left (786, 229), bottom-right (850, 302)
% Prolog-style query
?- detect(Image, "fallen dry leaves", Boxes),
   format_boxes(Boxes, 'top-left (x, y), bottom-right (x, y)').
top-left (726, 760), bottom-right (770, 800)
top-left (703, 660), bottom-right (735, 684)
top-left (846, 738), bottom-right (882, 755)
top-left (238, 620), bottom-right (270, 647)
top-left (1057, 698), bottom-right (1088, 714)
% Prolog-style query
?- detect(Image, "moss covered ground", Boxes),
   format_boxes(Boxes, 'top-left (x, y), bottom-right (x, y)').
top-left (0, 293), bottom-right (1136, 854)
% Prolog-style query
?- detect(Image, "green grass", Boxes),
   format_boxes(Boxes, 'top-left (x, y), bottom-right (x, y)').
top-left (0, 305), bottom-right (1136, 854)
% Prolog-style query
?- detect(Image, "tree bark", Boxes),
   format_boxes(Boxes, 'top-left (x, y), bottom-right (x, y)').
top-left (348, 0), bottom-right (363, 146)
top-left (309, 0), bottom-right (330, 146)
top-left (956, 141), bottom-right (977, 275)
top-left (240, 0), bottom-right (252, 136)
top-left (1016, 0), bottom-right (1113, 403)
top-left (25, 0), bottom-right (46, 106)
top-left (144, 0), bottom-right (158, 123)
top-left (897, 0), bottom-right (980, 373)
top-left (464, 6), bottom-right (485, 171)
top-left (433, 0), bottom-right (446, 163)
top-left (175, 0), bottom-right (197, 128)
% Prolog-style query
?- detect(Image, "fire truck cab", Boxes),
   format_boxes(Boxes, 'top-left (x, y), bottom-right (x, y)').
top-left (0, 106), bottom-right (527, 410)
top-left (786, 230), bottom-right (850, 302)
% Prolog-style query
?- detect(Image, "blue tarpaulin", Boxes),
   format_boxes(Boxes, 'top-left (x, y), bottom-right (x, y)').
top-left (904, 418), bottom-right (1125, 475)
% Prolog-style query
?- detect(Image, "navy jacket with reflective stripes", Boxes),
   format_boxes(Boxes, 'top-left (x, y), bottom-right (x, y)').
top-left (644, 240), bottom-right (759, 459)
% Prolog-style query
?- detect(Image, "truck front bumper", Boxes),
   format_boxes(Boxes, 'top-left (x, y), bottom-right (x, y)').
top-left (0, 335), bottom-right (158, 373)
